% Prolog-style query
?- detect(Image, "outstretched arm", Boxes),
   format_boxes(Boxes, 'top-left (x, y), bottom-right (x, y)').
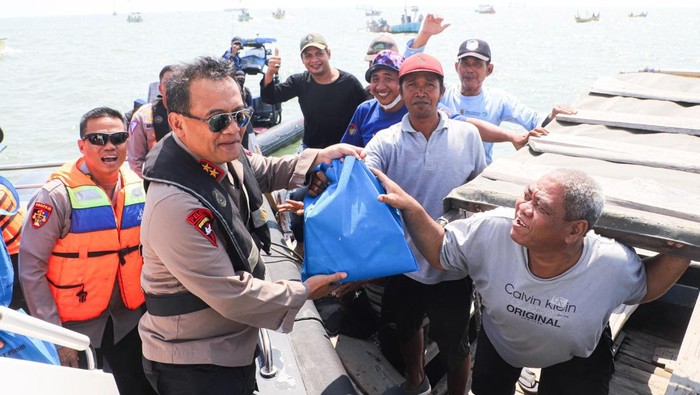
top-left (370, 167), bottom-right (445, 269)
top-left (409, 14), bottom-right (450, 49)
top-left (640, 246), bottom-right (690, 303)
top-left (542, 104), bottom-right (577, 126)
top-left (466, 118), bottom-right (549, 150)
top-left (312, 143), bottom-right (365, 169)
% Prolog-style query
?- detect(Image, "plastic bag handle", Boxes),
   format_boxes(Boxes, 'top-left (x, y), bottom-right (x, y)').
top-left (335, 156), bottom-right (356, 190)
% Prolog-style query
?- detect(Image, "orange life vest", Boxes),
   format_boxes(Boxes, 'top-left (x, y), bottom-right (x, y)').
top-left (0, 184), bottom-right (24, 256)
top-left (47, 160), bottom-right (146, 323)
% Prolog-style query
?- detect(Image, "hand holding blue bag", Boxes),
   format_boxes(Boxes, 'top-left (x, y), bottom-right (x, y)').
top-left (302, 157), bottom-right (417, 283)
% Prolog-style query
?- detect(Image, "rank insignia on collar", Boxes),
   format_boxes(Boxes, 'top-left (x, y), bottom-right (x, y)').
top-left (199, 160), bottom-right (225, 182)
top-left (31, 202), bottom-right (53, 229)
top-left (187, 208), bottom-right (218, 247)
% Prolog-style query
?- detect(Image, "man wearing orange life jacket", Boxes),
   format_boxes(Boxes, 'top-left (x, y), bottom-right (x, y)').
top-left (19, 107), bottom-right (155, 395)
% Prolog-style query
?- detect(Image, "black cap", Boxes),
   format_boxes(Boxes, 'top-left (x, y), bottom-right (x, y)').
top-left (457, 39), bottom-right (491, 62)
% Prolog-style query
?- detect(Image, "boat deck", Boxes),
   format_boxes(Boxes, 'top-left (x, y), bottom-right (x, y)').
top-left (336, 70), bottom-right (700, 394)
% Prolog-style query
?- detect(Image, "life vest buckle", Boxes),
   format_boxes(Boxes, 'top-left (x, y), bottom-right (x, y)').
top-left (76, 287), bottom-right (88, 303)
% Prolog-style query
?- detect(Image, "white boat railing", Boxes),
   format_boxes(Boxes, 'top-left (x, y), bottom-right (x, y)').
top-left (0, 306), bottom-right (97, 370)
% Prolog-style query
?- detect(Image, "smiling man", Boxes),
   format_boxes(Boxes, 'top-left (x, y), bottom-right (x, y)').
top-left (363, 53), bottom-right (486, 395)
top-left (138, 56), bottom-right (360, 394)
top-left (260, 32), bottom-right (366, 150)
top-left (440, 38), bottom-right (576, 164)
top-left (373, 167), bottom-right (690, 395)
top-left (19, 107), bottom-right (155, 394)
top-left (259, 32), bottom-right (366, 257)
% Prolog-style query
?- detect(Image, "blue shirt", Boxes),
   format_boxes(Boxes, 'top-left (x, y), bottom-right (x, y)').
top-left (440, 86), bottom-right (546, 164)
top-left (341, 100), bottom-right (407, 147)
top-left (222, 50), bottom-right (242, 71)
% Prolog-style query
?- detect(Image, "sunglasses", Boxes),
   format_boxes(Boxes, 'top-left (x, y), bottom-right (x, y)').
top-left (180, 109), bottom-right (252, 133)
top-left (82, 132), bottom-right (129, 146)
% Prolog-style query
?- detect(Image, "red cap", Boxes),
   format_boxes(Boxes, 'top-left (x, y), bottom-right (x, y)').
top-left (398, 53), bottom-right (444, 79)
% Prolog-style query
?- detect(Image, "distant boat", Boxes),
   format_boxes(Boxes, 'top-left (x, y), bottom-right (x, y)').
top-left (629, 11), bottom-right (648, 18)
top-left (126, 12), bottom-right (143, 23)
top-left (367, 17), bottom-right (389, 33)
top-left (575, 12), bottom-right (600, 23)
top-left (388, 6), bottom-right (421, 34)
top-left (475, 4), bottom-right (496, 14)
top-left (365, 8), bottom-right (382, 17)
top-left (272, 8), bottom-right (285, 19)
top-left (238, 8), bottom-right (252, 22)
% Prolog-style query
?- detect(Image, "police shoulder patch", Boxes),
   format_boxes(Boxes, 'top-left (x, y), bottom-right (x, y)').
top-left (187, 208), bottom-right (218, 247)
top-left (31, 202), bottom-right (53, 229)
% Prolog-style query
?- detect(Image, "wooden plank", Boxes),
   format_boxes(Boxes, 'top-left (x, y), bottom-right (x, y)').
top-left (528, 134), bottom-right (700, 174)
top-left (556, 109), bottom-right (700, 136)
top-left (334, 335), bottom-right (404, 394)
top-left (443, 159), bottom-right (700, 260)
top-left (589, 76), bottom-right (700, 104)
top-left (665, 295), bottom-right (700, 394)
top-left (480, 159), bottom-right (700, 222)
top-left (614, 362), bottom-right (671, 394)
top-left (616, 353), bottom-right (673, 379)
top-left (610, 304), bottom-right (639, 340)
top-left (637, 69), bottom-right (700, 79)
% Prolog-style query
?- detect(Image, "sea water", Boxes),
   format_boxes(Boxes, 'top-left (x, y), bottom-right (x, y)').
top-left (1, 5), bottom-right (699, 173)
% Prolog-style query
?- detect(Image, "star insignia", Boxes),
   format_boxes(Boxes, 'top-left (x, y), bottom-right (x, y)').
top-left (199, 160), bottom-right (224, 182)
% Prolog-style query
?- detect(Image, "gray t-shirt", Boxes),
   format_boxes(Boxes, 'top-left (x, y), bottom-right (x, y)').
top-left (364, 111), bottom-right (486, 284)
top-left (441, 208), bottom-right (647, 367)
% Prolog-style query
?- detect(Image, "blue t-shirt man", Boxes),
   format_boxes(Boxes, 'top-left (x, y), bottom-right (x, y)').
top-left (440, 39), bottom-right (567, 164)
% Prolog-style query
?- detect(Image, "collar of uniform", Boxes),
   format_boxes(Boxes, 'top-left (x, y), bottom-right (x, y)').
top-left (171, 132), bottom-right (227, 183)
top-left (400, 110), bottom-right (449, 134)
top-left (77, 156), bottom-right (123, 188)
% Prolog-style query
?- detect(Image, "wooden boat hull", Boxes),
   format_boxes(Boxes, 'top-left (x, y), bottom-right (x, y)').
top-left (389, 22), bottom-right (420, 34)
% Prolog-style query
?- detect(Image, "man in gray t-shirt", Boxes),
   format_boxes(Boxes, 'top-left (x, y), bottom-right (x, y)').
top-left (372, 168), bottom-right (690, 395)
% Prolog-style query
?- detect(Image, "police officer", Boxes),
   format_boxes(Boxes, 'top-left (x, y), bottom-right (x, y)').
top-left (20, 107), bottom-right (155, 394)
top-left (138, 56), bottom-right (358, 394)
top-left (127, 64), bottom-right (176, 178)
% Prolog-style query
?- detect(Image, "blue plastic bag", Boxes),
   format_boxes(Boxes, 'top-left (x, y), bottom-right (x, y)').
top-left (0, 175), bottom-right (20, 308)
top-left (302, 157), bottom-right (417, 283)
top-left (0, 310), bottom-right (60, 365)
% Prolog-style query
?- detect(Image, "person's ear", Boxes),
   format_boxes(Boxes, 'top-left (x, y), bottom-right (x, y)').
top-left (168, 112), bottom-right (184, 136)
top-left (486, 63), bottom-right (494, 76)
top-left (566, 219), bottom-right (588, 242)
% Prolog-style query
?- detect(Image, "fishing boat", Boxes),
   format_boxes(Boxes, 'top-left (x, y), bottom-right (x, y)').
top-left (439, 69), bottom-right (700, 394)
top-left (475, 4), bottom-right (496, 14)
top-left (365, 8), bottom-right (382, 17)
top-left (126, 12), bottom-right (143, 23)
top-left (238, 8), bottom-right (252, 22)
top-left (629, 11), bottom-right (648, 18)
top-left (575, 12), bottom-right (600, 23)
top-left (367, 17), bottom-right (390, 33)
top-left (388, 6), bottom-right (421, 34)
top-left (272, 8), bottom-right (285, 19)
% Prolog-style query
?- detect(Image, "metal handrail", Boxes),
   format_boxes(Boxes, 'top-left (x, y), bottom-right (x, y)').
top-left (257, 328), bottom-right (277, 378)
top-left (0, 306), bottom-right (97, 370)
top-left (0, 161), bottom-right (66, 171)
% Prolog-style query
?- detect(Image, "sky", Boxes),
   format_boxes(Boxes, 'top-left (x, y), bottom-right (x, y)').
top-left (2, 0), bottom-right (698, 18)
